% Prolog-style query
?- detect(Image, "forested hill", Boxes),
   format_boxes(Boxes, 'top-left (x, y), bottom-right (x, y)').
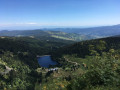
top-left (0, 36), bottom-right (74, 68)
top-left (0, 36), bottom-right (74, 90)
top-left (1, 35), bottom-right (120, 89)
top-left (0, 30), bottom-right (96, 41)
top-left (50, 36), bottom-right (120, 90)
top-left (53, 36), bottom-right (120, 58)
top-left (0, 37), bottom-right (39, 89)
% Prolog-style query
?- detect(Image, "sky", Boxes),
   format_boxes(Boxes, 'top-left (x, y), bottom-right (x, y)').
top-left (0, 0), bottom-right (120, 30)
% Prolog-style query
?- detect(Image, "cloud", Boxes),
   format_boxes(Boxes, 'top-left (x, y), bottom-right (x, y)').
top-left (15, 22), bottom-right (38, 25)
top-left (0, 22), bottom-right (38, 27)
top-left (25, 23), bottom-right (37, 25)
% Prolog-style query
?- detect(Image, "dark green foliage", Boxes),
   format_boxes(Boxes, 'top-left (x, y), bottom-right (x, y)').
top-left (0, 36), bottom-right (73, 90)
top-left (67, 50), bottom-right (120, 90)
top-left (53, 37), bottom-right (120, 58)
top-left (52, 36), bottom-right (120, 90)
top-left (1, 33), bottom-right (120, 90)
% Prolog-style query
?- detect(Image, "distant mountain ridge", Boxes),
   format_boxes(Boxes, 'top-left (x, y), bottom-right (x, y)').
top-left (0, 30), bottom-right (96, 41)
top-left (1, 24), bottom-right (120, 41)
top-left (43, 24), bottom-right (120, 37)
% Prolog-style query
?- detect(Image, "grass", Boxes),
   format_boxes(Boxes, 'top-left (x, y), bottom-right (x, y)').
top-left (34, 66), bottom-right (85, 90)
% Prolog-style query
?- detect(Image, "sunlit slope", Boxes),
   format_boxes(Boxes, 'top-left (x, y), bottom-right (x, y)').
top-left (0, 30), bottom-right (96, 41)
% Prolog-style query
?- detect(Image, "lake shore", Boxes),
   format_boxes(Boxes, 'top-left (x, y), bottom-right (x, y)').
top-left (37, 55), bottom-right (50, 58)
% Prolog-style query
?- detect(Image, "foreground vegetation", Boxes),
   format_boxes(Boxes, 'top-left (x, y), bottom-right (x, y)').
top-left (46, 37), bottom-right (120, 90)
top-left (36, 47), bottom-right (120, 90)
top-left (1, 36), bottom-right (120, 90)
top-left (0, 36), bottom-right (73, 90)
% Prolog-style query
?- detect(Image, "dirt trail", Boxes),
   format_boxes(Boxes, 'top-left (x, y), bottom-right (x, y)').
top-left (64, 56), bottom-right (79, 65)
top-left (0, 66), bottom-right (12, 75)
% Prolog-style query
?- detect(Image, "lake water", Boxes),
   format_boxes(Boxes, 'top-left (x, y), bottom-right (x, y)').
top-left (38, 55), bottom-right (57, 68)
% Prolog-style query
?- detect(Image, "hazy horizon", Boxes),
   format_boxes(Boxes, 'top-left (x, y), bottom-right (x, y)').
top-left (0, 24), bottom-right (120, 31)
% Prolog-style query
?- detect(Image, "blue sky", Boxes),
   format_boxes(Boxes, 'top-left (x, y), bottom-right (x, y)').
top-left (0, 0), bottom-right (120, 29)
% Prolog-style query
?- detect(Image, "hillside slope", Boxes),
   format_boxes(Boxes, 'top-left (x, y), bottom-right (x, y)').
top-left (0, 36), bottom-right (74, 90)
top-left (46, 24), bottom-right (120, 37)
top-left (0, 30), bottom-right (96, 41)
top-left (53, 36), bottom-right (120, 58)
top-left (51, 36), bottom-right (120, 90)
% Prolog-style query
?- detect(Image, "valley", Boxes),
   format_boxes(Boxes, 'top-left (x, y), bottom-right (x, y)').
top-left (1, 0), bottom-right (120, 89)
top-left (0, 30), bottom-right (96, 41)
top-left (0, 27), bottom-right (120, 90)
top-left (0, 25), bottom-right (120, 90)
top-left (46, 24), bottom-right (120, 37)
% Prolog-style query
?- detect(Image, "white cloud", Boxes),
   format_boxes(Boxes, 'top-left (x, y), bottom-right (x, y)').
top-left (25, 23), bottom-right (37, 25)
top-left (0, 22), bottom-right (39, 27)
